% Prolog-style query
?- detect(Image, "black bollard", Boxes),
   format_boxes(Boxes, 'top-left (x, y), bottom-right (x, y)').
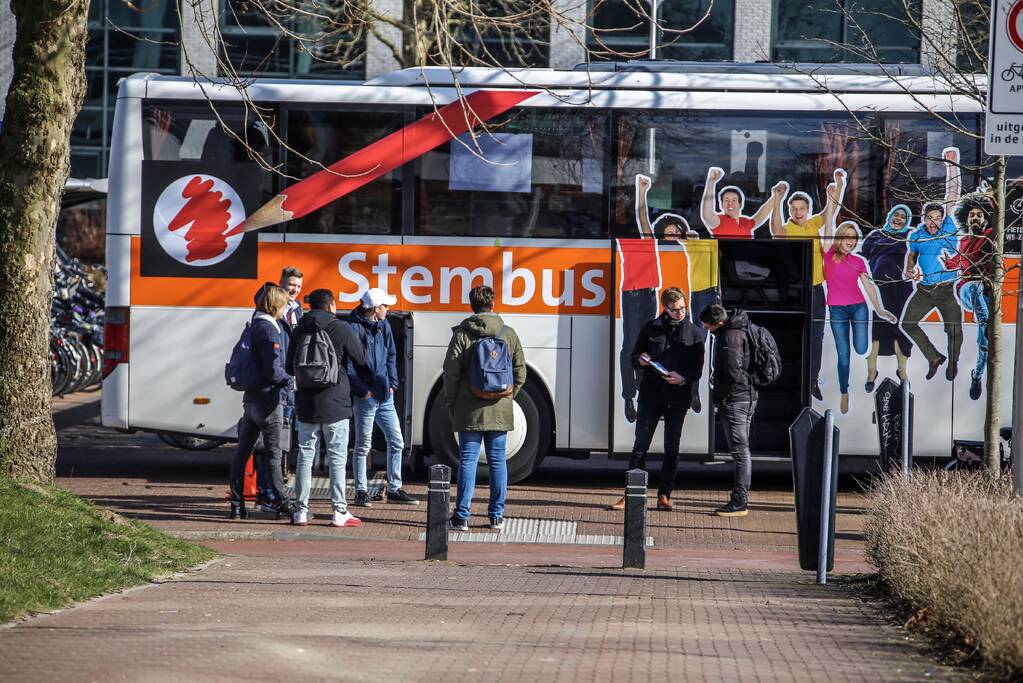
top-left (425, 464), bottom-right (450, 561)
top-left (623, 468), bottom-right (647, 569)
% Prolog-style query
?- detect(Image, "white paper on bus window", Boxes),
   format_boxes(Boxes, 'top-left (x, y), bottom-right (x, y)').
top-left (582, 158), bottom-right (603, 194)
top-left (927, 132), bottom-right (954, 178)
top-left (730, 129), bottom-right (767, 192)
top-left (449, 133), bottom-right (533, 193)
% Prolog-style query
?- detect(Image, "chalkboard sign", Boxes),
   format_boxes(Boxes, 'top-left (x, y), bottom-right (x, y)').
top-left (873, 378), bottom-right (914, 472)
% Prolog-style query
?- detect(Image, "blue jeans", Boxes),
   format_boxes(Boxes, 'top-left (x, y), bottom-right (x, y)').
top-left (829, 303), bottom-right (869, 394)
top-left (960, 281), bottom-right (990, 378)
top-left (453, 431), bottom-right (507, 521)
top-left (294, 419), bottom-right (350, 514)
top-left (353, 393), bottom-right (405, 493)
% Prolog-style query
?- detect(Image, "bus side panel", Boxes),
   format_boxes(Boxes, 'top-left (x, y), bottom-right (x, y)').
top-left (569, 315), bottom-right (610, 449)
top-left (101, 88), bottom-right (142, 430)
top-left (128, 307), bottom-right (249, 437)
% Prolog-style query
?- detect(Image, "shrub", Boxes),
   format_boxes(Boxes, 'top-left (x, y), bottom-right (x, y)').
top-left (865, 470), bottom-right (1023, 676)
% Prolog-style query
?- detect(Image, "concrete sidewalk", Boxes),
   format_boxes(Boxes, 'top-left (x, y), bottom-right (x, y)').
top-left (0, 541), bottom-right (959, 682)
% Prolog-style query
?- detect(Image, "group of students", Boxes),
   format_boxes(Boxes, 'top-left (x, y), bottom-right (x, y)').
top-left (227, 267), bottom-right (414, 526)
top-left (227, 269), bottom-right (526, 531)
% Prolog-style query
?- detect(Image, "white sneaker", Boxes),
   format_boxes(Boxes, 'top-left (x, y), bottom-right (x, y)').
top-left (291, 511), bottom-right (308, 526)
top-left (331, 511), bottom-right (362, 528)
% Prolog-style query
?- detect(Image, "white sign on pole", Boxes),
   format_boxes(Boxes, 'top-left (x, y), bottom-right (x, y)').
top-left (986, 0), bottom-right (1023, 155)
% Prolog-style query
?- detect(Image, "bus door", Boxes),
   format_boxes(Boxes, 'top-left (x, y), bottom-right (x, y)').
top-left (714, 240), bottom-right (812, 454)
top-left (386, 311), bottom-right (414, 449)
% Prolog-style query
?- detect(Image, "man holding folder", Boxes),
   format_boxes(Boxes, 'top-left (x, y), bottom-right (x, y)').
top-left (609, 287), bottom-right (705, 512)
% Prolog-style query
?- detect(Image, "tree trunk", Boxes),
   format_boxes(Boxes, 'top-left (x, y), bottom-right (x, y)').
top-left (0, 0), bottom-right (87, 482)
top-left (984, 156), bottom-right (1007, 475)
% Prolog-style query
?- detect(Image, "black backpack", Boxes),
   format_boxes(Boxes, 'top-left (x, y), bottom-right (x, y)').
top-left (746, 323), bottom-right (782, 387)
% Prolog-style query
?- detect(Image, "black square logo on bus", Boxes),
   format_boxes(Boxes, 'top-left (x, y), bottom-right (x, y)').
top-left (140, 161), bottom-right (263, 278)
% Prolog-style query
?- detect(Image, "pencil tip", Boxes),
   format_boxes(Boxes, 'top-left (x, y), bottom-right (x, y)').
top-left (228, 194), bottom-right (291, 235)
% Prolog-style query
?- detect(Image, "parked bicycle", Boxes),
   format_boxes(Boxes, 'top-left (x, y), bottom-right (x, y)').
top-left (51, 245), bottom-right (105, 396)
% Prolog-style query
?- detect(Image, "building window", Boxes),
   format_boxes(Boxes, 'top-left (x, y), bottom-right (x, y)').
top-left (73, 0), bottom-right (180, 177)
top-left (220, 0), bottom-right (365, 79)
top-left (587, 0), bottom-right (734, 61)
top-left (450, 1), bottom-right (550, 68)
top-left (772, 0), bottom-right (921, 63)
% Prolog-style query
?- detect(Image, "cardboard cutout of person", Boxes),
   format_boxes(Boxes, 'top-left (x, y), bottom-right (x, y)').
top-left (945, 191), bottom-right (996, 400)
top-left (701, 166), bottom-right (785, 239)
top-left (860, 204), bottom-right (915, 388)
top-left (616, 174), bottom-right (662, 423)
top-left (901, 147), bottom-right (963, 382)
top-left (769, 169), bottom-right (846, 400)
top-left (821, 212), bottom-right (898, 415)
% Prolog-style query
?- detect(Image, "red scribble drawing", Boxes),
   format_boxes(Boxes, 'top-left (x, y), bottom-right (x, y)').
top-left (168, 176), bottom-right (233, 262)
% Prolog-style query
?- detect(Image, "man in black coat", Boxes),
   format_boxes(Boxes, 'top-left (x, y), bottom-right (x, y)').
top-left (610, 287), bottom-right (704, 512)
top-left (285, 288), bottom-right (367, 528)
top-left (701, 304), bottom-right (756, 517)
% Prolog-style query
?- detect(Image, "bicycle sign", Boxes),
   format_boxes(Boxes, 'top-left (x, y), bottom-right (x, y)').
top-left (987, 0), bottom-right (1023, 154)
top-left (1002, 62), bottom-right (1023, 82)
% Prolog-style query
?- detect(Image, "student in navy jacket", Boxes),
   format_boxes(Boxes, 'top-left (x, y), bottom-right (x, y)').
top-left (347, 288), bottom-right (417, 507)
top-left (228, 285), bottom-right (295, 520)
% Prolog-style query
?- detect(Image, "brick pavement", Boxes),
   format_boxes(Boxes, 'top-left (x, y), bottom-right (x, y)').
top-left (0, 394), bottom-right (964, 680)
top-left (0, 548), bottom-right (960, 682)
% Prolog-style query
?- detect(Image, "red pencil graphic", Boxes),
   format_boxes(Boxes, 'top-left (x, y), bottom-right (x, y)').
top-left (230, 89), bottom-right (539, 234)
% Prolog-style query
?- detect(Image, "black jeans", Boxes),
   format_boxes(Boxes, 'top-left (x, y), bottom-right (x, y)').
top-left (620, 288), bottom-right (658, 400)
top-left (629, 388), bottom-right (691, 498)
top-left (810, 284), bottom-right (825, 387)
top-left (230, 402), bottom-right (290, 508)
top-left (718, 397), bottom-right (757, 498)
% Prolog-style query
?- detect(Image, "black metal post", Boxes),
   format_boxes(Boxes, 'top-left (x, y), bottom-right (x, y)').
top-left (623, 468), bottom-right (647, 569)
top-left (425, 464), bottom-right (450, 561)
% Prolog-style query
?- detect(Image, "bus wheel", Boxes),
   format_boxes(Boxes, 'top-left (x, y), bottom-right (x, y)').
top-left (428, 379), bottom-right (551, 485)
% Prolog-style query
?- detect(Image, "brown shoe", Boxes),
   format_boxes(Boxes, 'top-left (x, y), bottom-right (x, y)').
top-left (657, 494), bottom-right (673, 511)
top-left (925, 354), bottom-right (947, 380)
top-left (608, 496), bottom-right (626, 511)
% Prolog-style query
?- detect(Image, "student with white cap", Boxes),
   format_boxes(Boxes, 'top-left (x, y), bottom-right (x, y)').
top-left (348, 288), bottom-right (418, 506)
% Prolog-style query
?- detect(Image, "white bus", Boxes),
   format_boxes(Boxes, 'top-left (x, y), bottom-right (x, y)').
top-left (102, 63), bottom-right (1018, 482)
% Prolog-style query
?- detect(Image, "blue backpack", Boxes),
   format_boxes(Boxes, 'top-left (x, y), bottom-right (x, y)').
top-left (224, 322), bottom-right (262, 391)
top-left (467, 325), bottom-right (515, 399)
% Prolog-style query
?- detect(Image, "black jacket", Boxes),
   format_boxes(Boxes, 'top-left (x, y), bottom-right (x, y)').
top-left (630, 312), bottom-right (705, 398)
top-left (285, 309), bottom-right (368, 423)
top-left (242, 312), bottom-right (291, 410)
top-left (710, 308), bottom-right (756, 405)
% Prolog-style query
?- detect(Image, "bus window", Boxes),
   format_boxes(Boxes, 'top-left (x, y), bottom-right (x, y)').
top-left (610, 111), bottom-right (874, 237)
top-left (877, 115), bottom-right (979, 221)
top-left (414, 108), bottom-right (608, 239)
top-left (284, 108), bottom-right (405, 235)
top-left (142, 102), bottom-right (276, 165)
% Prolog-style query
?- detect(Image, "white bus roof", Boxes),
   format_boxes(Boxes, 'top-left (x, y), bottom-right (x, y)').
top-left (365, 64), bottom-right (985, 95)
top-left (119, 66), bottom-right (984, 114)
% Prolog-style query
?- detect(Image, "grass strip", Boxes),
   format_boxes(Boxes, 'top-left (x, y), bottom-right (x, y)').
top-left (0, 474), bottom-right (217, 623)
